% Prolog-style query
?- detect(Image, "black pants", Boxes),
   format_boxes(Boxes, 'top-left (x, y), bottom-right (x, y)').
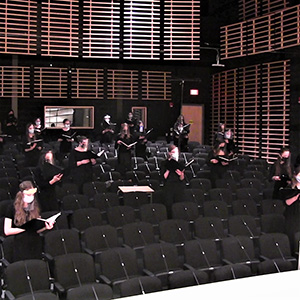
top-left (163, 180), bottom-right (185, 218)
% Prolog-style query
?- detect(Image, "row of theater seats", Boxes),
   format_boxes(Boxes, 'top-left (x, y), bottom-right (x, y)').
top-left (1, 221), bottom-right (298, 299)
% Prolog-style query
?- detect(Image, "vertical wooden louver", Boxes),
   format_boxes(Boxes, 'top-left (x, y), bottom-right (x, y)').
top-left (41, 0), bottom-right (79, 57)
top-left (0, 0), bottom-right (37, 55)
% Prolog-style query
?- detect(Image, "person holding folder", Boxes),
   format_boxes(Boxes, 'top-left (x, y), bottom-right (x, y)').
top-left (68, 136), bottom-right (96, 192)
top-left (162, 144), bottom-right (185, 218)
top-left (23, 123), bottom-right (43, 167)
top-left (57, 118), bottom-right (75, 162)
top-left (4, 181), bottom-right (55, 262)
top-left (115, 123), bottom-right (135, 177)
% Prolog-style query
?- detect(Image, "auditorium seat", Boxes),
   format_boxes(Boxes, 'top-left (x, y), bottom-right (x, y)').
top-left (228, 215), bottom-right (261, 240)
top-left (82, 181), bottom-right (107, 200)
top-left (70, 207), bottom-right (103, 232)
top-left (183, 239), bottom-right (223, 272)
top-left (257, 259), bottom-right (295, 275)
top-left (122, 221), bottom-right (156, 252)
top-left (259, 233), bottom-right (297, 266)
top-left (171, 201), bottom-right (200, 224)
top-left (182, 188), bottom-right (205, 210)
top-left (260, 214), bottom-right (285, 234)
top-left (142, 242), bottom-right (183, 287)
top-left (261, 199), bottom-right (285, 215)
top-left (4, 259), bottom-right (59, 300)
top-left (159, 219), bottom-right (192, 248)
top-left (43, 229), bottom-right (82, 263)
top-left (193, 216), bottom-right (227, 242)
top-left (60, 194), bottom-right (90, 212)
top-left (98, 247), bottom-right (142, 287)
top-left (212, 264), bottom-right (252, 282)
top-left (119, 276), bottom-right (162, 297)
top-left (221, 236), bottom-right (260, 271)
top-left (81, 225), bottom-right (121, 263)
top-left (209, 188), bottom-right (234, 207)
top-left (53, 252), bottom-right (112, 299)
top-left (168, 269), bottom-right (209, 289)
top-left (203, 200), bottom-right (229, 223)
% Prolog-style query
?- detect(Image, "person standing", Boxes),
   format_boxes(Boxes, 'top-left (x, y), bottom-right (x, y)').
top-left (100, 114), bottom-right (115, 145)
top-left (125, 112), bottom-right (138, 135)
top-left (57, 118), bottom-right (75, 162)
top-left (23, 123), bottom-right (43, 167)
top-left (270, 147), bottom-right (292, 199)
top-left (162, 144), bottom-right (185, 218)
top-left (115, 123), bottom-right (135, 177)
top-left (280, 166), bottom-right (300, 250)
top-left (173, 114), bottom-right (190, 152)
top-left (4, 181), bottom-right (54, 262)
top-left (68, 136), bottom-right (96, 192)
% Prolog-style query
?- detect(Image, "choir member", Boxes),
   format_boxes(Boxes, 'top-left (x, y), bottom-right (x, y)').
top-left (4, 181), bottom-right (54, 262)
top-left (125, 112), bottom-right (138, 135)
top-left (173, 114), bottom-right (190, 152)
top-left (68, 136), bottom-right (96, 192)
top-left (100, 114), bottom-right (115, 145)
top-left (23, 123), bottom-right (43, 167)
top-left (4, 109), bottom-right (18, 137)
top-left (280, 165), bottom-right (300, 250)
top-left (270, 147), bottom-right (292, 199)
top-left (57, 118), bottom-right (75, 161)
top-left (162, 144), bottom-right (185, 218)
top-left (207, 141), bottom-right (230, 187)
top-left (115, 123), bottom-right (135, 177)
top-left (134, 120), bottom-right (148, 161)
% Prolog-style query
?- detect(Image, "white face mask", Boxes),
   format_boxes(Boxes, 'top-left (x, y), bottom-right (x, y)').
top-left (28, 129), bottom-right (35, 134)
top-left (23, 195), bottom-right (34, 204)
top-left (295, 175), bottom-right (300, 183)
top-left (36, 121), bottom-right (41, 126)
top-left (170, 148), bottom-right (179, 161)
top-left (64, 124), bottom-right (70, 129)
top-left (139, 126), bottom-right (144, 132)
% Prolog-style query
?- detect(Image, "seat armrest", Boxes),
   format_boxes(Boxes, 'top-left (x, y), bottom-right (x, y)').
top-left (143, 268), bottom-right (155, 277)
top-left (99, 274), bottom-right (112, 285)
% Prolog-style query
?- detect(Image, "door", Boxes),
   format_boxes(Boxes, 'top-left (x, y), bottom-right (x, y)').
top-left (182, 104), bottom-right (204, 144)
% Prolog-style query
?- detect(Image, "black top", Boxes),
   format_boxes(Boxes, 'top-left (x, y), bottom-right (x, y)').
top-left (162, 159), bottom-right (184, 183)
top-left (58, 128), bottom-right (75, 153)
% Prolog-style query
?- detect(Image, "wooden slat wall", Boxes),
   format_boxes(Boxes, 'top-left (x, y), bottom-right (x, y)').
top-left (41, 0), bottom-right (79, 57)
top-left (34, 67), bottom-right (68, 98)
top-left (82, 0), bottom-right (120, 58)
top-left (0, 1), bottom-right (37, 55)
top-left (71, 68), bottom-right (104, 98)
top-left (221, 4), bottom-right (300, 59)
top-left (123, 0), bottom-right (160, 59)
top-left (0, 66), bottom-right (30, 97)
top-left (164, 0), bottom-right (200, 60)
top-left (107, 69), bottom-right (139, 100)
top-left (261, 60), bottom-right (290, 161)
top-left (142, 71), bottom-right (172, 101)
top-left (238, 0), bottom-right (289, 21)
top-left (211, 60), bottom-right (290, 162)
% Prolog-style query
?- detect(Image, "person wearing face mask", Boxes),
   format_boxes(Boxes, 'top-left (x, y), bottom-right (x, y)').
top-left (33, 117), bottom-right (45, 137)
top-left (68, 136), bottom-right (96, 192)
top-left (38, 150), bottom-right (64, 211)
top-left (207, 141), bottom-right (229, 187)
top-left (4, 181), bottom-right (54, 262)
top-left (280, 166), bottom-right (300, 250)
top-left (23, 123), bottom-right (43, 167)
top-left (57, 118), bottom-right (75, 163)
top-left (162, 144), bottom-right (185, 218)
top-left (125, 112), bottom-right (138, 135)
top-left (115, 123), bottom-right (135, 177)
top-left (134, 120), bottom-right (149, 161)
top-left (4, 109), bottom-right (18, 137)
top-left (99, 114), bottom-right (115, 146)
top-left (270, 147), bottom-right (292, 199)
